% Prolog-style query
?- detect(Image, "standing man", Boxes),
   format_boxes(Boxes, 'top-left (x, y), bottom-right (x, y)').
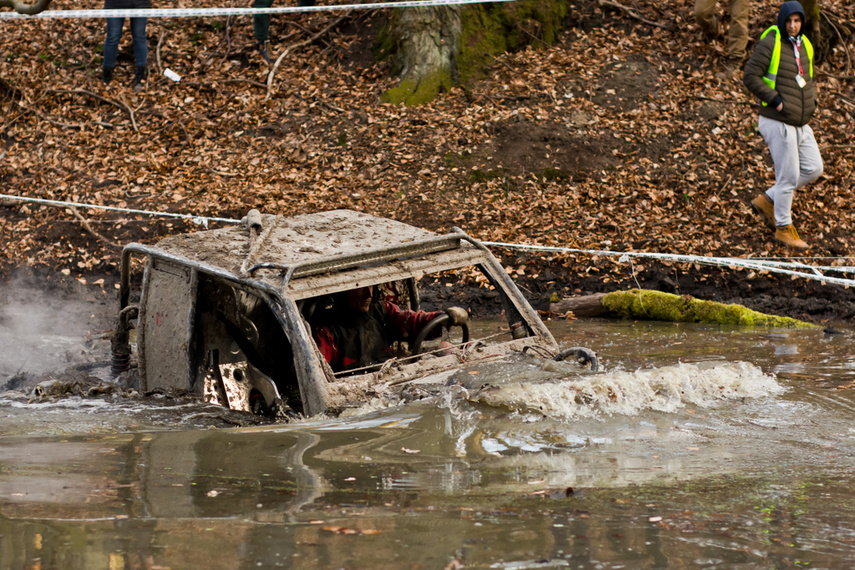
top-left (252, 0), bottom-right (274, 63)
top-left (694, 0), bottom-right (750, 61)
top-left (252, 0), bottom-right (315, 64)
top-left (102, 0), bottom-right (151, 92)
top-left (743, 1), bottom-right (823, 250)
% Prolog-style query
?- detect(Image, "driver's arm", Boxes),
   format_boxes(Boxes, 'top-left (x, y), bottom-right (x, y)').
top-left (382, 302), bottom-right (468, 342)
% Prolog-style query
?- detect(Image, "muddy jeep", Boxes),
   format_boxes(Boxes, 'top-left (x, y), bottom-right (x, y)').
top-left (112, 210), bottom-right (595, 418)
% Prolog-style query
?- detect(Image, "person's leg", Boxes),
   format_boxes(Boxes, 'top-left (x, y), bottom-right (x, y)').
top-left (693, 0), bottom-right (720, 39)
top-left (129, 17), bottom-right (148, 67)
top-left (253, 0), bottom-right (274, 45)
top-left (726, 0), bottom-right (749, 59)
top-left (757, 115), bottom-right (800, 227)
top-left (796, 125), bottom-right (823, 188)
top-left (103, 17), bottom-right (124, 70)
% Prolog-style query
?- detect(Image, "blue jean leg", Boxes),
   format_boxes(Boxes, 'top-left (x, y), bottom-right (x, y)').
top-left (130, 17), bottom-right (148, 67)
top-left (103, 17), bottom-right (148, 69)
top-left (103, 17), bottom-right (124, 69)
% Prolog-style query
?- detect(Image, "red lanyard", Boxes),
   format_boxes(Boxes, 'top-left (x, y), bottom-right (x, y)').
top-left (791, 37), bottom-right (804, 76)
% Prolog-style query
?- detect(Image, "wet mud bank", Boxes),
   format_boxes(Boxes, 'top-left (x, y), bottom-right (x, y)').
top-left (426, 255), bottom-right (855, 325)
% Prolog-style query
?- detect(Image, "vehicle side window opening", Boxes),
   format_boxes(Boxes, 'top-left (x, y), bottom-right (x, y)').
top-left (418, 264), bottom-right (533, 339)
top-left (303, 266), bottom-right (533, 378)
top-left (193, 276), bottom-right (302, 415)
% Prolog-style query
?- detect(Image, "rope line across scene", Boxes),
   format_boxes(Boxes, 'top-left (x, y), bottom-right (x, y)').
top-left (2, 192), bottom-right (853, 286)
top-left (0, 0), bottom-right (516, 19)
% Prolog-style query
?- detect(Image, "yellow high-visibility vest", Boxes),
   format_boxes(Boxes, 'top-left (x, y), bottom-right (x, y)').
top-left (759, 25), bottom-right (814, 106)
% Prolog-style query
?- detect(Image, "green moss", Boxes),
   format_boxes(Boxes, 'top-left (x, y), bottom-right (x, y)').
top-left (374, 23), bottom-right (396, 64)
top-left (456, 0), bottom-right (568, 81)
top-left (601, 289), bottom-right (819, 328)
top-left (541, 167), bottom-right (567, 181)
top-left (382, 69), bottom-right (455, 106)
top-left (470, 169), bottom-right (504, 182)
top-left (382, 0), bottom-right (571, 105)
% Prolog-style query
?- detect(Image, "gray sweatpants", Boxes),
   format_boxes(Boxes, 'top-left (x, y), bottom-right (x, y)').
top-left (757, 115), bottom-right (823, 227)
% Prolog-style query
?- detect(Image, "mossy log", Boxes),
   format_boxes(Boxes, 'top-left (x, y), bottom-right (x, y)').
top-left (551, 289), bottom-right (818, 328)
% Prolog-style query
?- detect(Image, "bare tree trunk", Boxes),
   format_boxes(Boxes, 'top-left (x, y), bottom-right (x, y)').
top-left (0, 0), bottom-right (52, 15)
top-left (383, 6), bottom-right (461, 106)
top-left (798, 0), bottom-right (829, 63)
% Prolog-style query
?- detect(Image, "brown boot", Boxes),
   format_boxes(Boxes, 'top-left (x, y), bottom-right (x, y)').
top-left (751, 194), bottom-right (775, 228)
top-left (775, 225), bottom-right (809, 250)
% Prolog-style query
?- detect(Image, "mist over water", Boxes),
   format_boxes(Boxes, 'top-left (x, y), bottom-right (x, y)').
top-left (0, 275), bottom-right (112, 388)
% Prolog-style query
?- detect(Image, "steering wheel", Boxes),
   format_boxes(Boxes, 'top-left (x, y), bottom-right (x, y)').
top-left (410, 313), bottom-right (470, 356)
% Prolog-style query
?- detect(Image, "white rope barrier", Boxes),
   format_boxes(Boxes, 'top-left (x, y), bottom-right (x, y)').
top-left (481, 240), bottom-right (855, 288)
top-left (0, 0), bottom-right (515, 19)
top-left (2, 192), bottom-right (854, 287)
top-left (0, 193), bottom-right (238, 228)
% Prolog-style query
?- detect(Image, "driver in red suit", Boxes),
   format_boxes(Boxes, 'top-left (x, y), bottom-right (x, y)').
top-left (311, 286), bottom-right (468, 373)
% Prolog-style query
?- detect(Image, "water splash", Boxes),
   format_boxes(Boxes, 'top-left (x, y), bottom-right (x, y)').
top-left (470, 361), bottom-right (783, 420)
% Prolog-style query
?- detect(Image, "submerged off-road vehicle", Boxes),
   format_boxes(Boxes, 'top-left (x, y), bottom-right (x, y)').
top-left (112, 210), bottom-right (596, 417)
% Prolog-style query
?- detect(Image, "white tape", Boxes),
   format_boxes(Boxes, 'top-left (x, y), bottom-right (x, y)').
top-left (481, 240), bottom-right (855, 287)
top-left (1, 0), bottom-right (515, 19)
top-left (1, 192), bottom-right (852, 287)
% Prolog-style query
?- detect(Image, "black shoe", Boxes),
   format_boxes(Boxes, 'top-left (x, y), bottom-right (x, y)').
top-left (103, 67), bottom-right (114, 85)
top-left (259, 42), bottom-right (273, 64)
top-left (133, 66), bottom-right (147, 92)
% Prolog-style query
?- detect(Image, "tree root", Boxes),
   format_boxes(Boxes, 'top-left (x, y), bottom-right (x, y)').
top-left (266, 15), bottom-right (349, 101)
top-left (68, 206), bottom-right (122, 249)
top-left (596, 0), bottom-right (668, 29)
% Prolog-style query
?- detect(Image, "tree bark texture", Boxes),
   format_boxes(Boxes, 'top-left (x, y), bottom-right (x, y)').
top-left (383, 0), bottom-right (568, 105)
top-left (798, 0), bottom-right (832, 63)
top-left (383, 6), bottom-right (462, 106)
top-left (550, 294), bottom-right (609, 317)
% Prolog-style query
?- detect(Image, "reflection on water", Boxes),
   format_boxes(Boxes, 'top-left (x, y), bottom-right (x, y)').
top-left (2, 319), bottom-right (855, 568)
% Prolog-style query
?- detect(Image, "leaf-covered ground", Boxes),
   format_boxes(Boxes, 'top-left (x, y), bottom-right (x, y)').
top-left (1, 0), bottom-right (854, 320)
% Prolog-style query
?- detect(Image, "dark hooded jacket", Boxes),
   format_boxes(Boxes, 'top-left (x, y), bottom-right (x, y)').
top-left (743, 1), bottom-right (816, 126)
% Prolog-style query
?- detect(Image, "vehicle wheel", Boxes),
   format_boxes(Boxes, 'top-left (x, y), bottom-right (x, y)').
top-left (410, 313), bottom-right (470, 356)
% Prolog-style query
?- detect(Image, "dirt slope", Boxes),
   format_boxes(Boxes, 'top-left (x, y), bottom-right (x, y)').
top-left (1, 0), bottom-right (854, 322)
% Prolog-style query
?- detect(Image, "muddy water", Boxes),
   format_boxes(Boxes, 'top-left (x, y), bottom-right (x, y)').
top-left (2, 320), bottom-right (855, 568)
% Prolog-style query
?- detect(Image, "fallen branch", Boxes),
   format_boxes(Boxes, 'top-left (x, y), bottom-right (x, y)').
top-left (68, 206), bottom-right (122, 249)
top-left (550, 293), bottom-right (608, 317)
top-left (694, 95), bottom-right (751, 105)
top-left (266, 15), bottom-right (348, 101)
top-left (821, 10), bottom-right (851, 75)
top-left (828, 90), bottom-right (855, 110)
top-left (47, 88), bottom-right (138, 131)
top-left (156, 30), bottom-right (166, 77)
top-left (817, 71), bottom-right (855, 80)
top-left (17, 102), bottom-right (83, 130)
top-left (223, 79), bottom-right (267, 89)
top-left (205, 168), bottom-right (241, 177)
top-left (596, 0), bottom-right (668, 29)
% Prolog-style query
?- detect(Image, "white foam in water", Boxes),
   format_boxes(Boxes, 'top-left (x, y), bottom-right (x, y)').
top-left (472, 361), bottom-right (784, 420)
